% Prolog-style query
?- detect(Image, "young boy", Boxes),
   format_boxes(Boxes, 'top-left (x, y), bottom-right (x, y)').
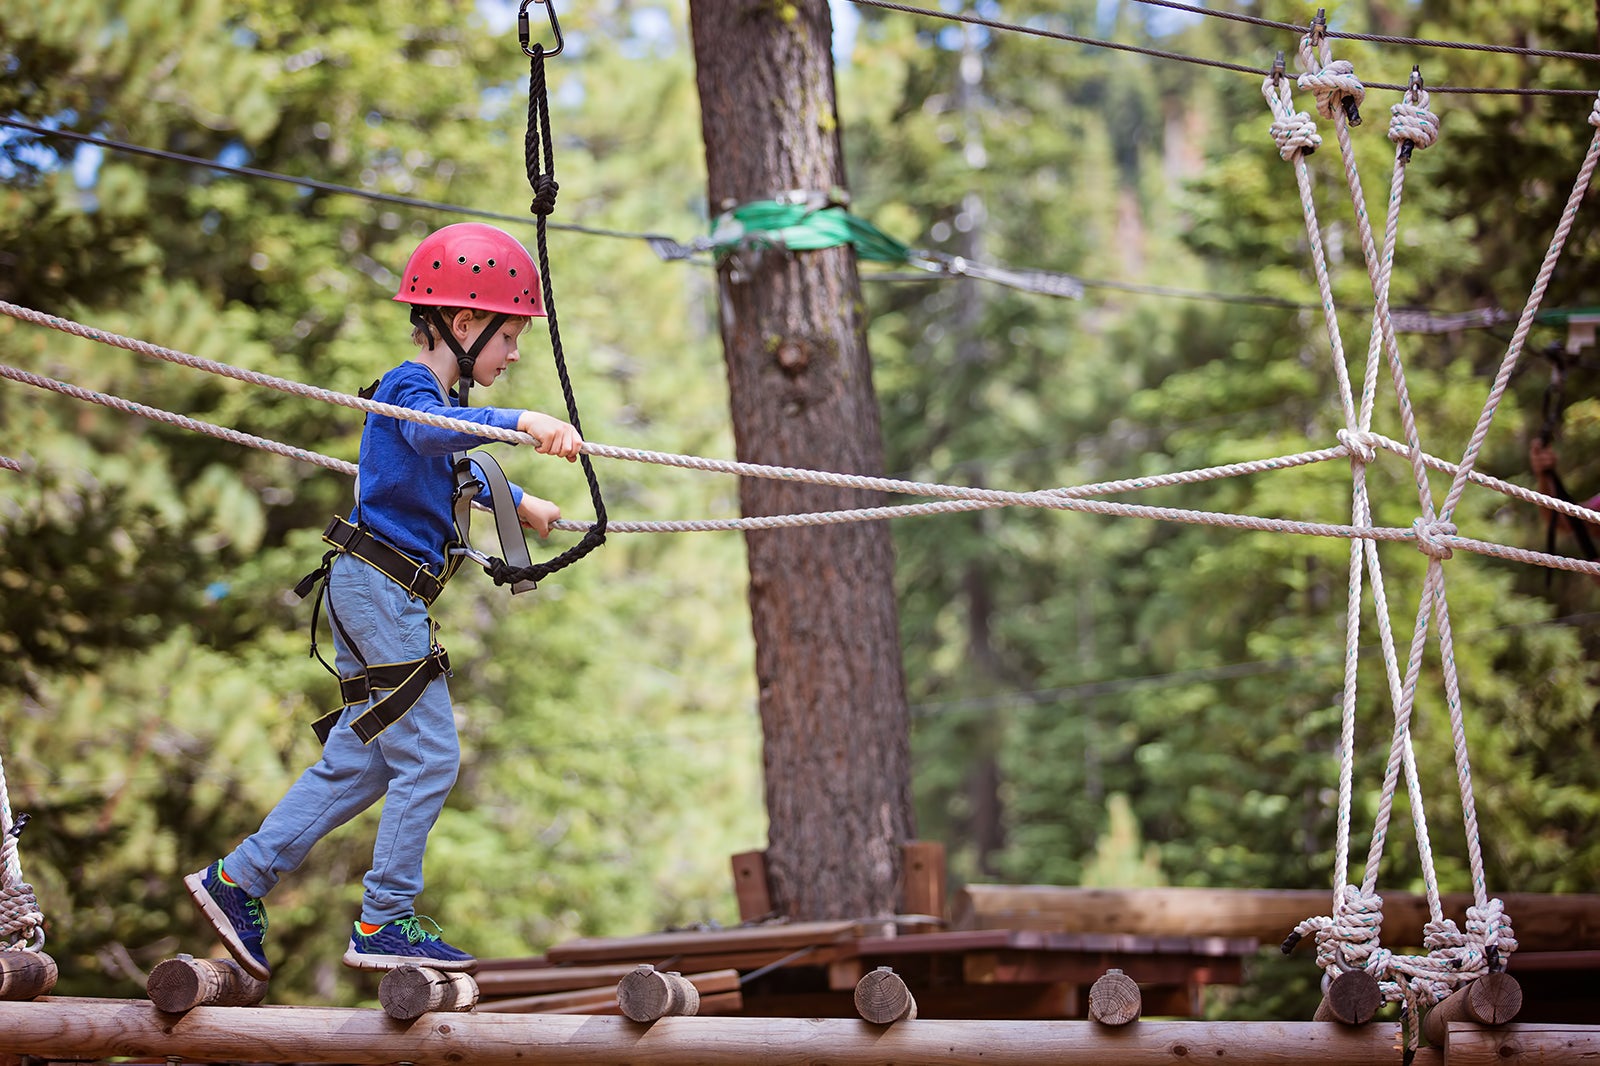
top-left (185, 223), bottom-right (581, 979)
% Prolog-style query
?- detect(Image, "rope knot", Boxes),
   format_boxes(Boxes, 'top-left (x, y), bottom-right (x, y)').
top-left (1411, 517), bottom-right (1457, 560)
top-left (1297, 58), bottom-right (1366, 124)
top-left (1389, 93), bottom-right (1440, 154)
top-left (1467, 898), bottom-right (1518, 967)
top-left (1590, 91), bottom-right (1600, 129)
top-left (1336, 428), bottom-right (1378, 464)
top-left (1261, 77), bottom-right (1322, 160)
top-left (0, 882), bottom-right (44, 949)
top-left (529, 174), bottom-right (560, 216)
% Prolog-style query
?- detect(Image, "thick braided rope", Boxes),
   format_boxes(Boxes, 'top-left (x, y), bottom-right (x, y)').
top-left (0, 456), bottom-right (21, 473)
top-left (0, 746), bottom-right (44, 952)
top-left (1299, 35), bottom-right (1449, 944)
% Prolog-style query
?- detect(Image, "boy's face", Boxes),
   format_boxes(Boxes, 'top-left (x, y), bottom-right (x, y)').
top-left (464, 315), bottom-right (532, 387)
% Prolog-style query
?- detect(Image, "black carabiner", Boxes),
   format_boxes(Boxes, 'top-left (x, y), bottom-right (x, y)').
top-left (518, 0), bottom-right (564, 58)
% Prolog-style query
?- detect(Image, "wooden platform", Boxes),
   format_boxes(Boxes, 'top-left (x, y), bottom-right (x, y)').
top-left (473, 918), bottom-right (1256, 1019)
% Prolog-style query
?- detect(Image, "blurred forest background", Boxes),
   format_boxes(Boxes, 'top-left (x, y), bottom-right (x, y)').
top-left (3, 0), bottom-right (1599, 1017)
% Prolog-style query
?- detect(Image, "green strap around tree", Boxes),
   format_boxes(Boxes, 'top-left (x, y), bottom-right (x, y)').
top-left (709, 200), bottom-right (911, 262)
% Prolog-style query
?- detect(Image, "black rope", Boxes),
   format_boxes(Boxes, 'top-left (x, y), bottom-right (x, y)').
top-left (485, 42), bottom-right (607, 588)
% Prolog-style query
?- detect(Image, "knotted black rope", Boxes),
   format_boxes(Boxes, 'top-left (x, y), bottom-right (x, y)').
top-left (486, 39), bottom-right (607, 588)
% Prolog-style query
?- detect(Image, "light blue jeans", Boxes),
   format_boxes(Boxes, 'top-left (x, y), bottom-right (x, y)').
top-left (223, 551), bottom-right (460, 925)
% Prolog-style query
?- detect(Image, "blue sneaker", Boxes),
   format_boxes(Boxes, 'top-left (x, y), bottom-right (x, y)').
top-left (342, 915), bottom-right (476, 972)
top-left (183, 861), bottom-right (271, 981)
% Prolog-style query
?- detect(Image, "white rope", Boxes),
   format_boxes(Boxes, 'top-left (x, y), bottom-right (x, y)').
top-left (1299, 34), bottom-right (1451, 956)
top-left (0, 745), bottom-right (45, 952)
top-left (9, 315), bottom-right (1600, 574)
top-left (1267, 33), bottom-right (1599, 1047)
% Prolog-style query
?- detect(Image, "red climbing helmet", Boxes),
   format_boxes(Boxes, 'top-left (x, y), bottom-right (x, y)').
top-left (393, 223), bottom-right (545, 317)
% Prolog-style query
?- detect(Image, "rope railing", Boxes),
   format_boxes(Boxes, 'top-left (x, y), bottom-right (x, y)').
top-left (7, 302), bottom-right (1600, 580)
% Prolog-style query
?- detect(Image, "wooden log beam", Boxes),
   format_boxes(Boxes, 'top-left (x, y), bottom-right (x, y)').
top-left (379, 966), bottom-right (479, 1021)
top-left (1421, 973), bottom-right (1522, 1045)
top-left (1442, 1022), bottom-right (1600, 1065)
top-left (146, 956), bottom-right (267, 1012)
top-left (955, 886), bottom-right (1600, 952)
top-left (0, 997), bottom-right (1520, 1065)
top-left (618, 965), bottom-right (700, 1023)
top-left (0, 950), bottom-right (56, 1000)
top-left (1312, 971), bottom-right (1384, 1025)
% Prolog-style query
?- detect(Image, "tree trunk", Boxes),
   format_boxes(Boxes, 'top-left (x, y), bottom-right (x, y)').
top-left (689, 0), bottom-right (913, 920)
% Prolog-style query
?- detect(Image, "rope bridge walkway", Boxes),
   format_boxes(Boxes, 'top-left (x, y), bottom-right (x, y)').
top-left (4, 22), bottom-right (1600, 1052)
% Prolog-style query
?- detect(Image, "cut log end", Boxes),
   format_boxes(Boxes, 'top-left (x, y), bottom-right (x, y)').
top-left (853, 966), bottom-right (917, 1025)
top-left (1420, 972), bottom-right (1522, 1045)
top-left (618, 965), bottom-right (700, 1023)
top-left (1088, 969), bottom-right (1142, 1026)
top-left (378, 965), bottom-right (480, 1021)
top-left (1312, 970), bottom-right (1383, 1026)
top-left (146, 956), bottom-right (267, 1013)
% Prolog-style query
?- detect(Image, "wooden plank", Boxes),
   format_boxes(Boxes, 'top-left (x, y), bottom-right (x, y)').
top-left (545, 920), bottom-right (859, 965)
top-left (961, 948), bottom-right (1243, 988)
top-left (842, 929), bottom-right (1257, 960)
top-left (479, 970), bottom-right (741, 1016)
top-left (954, 886), bottom-right (1600, 952)
top-left (731, 851), bottom-right (773, 923)
top-left (899, 841), bottom-right (947, 922)
top-left (477, 963), bottom-right (659, 998)
top-left (0, 998), bottom-right (1487, 1065)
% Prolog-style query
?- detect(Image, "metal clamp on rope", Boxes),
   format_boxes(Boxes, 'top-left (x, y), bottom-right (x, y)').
top-left (518, 0), bottom-right (564, 58)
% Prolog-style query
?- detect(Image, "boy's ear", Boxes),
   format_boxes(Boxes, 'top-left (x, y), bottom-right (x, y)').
top-left (451, 309), bottom-right (475, 337)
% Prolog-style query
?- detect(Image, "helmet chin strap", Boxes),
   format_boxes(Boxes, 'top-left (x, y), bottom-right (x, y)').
top-left (411, 307), bottom-right (511, 406)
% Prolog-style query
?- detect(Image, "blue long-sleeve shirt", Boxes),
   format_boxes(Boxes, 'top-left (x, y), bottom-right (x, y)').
top-left (351, 360), bottom-right (525, 569)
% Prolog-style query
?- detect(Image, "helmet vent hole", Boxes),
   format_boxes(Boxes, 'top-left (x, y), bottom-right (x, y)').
top-left (469, 292), bottom-right (478, 300)
top-left (509, 268), bottom-right (518, 277)
top-left (458, 256), bottom-right (467, 264)
top-left (487, 259), bottom-right (496, 267)
top-left (431, 260), bottom-right (441, 270)
top-left (472, 264), bottom-right (481, 273)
